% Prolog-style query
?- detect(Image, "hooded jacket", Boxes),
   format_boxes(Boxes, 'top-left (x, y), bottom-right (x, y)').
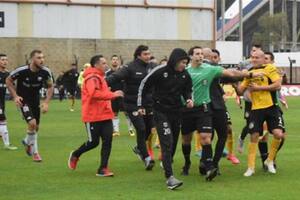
top-left (81, 67), bottom-right (117, 122)
top-left (106, 59), bottom-right (156, 111)
top-left (137, 48), bottom-right (192, 113)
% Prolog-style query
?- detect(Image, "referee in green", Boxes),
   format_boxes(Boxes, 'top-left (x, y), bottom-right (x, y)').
top-left (181, 46), bottom-right (263, 181)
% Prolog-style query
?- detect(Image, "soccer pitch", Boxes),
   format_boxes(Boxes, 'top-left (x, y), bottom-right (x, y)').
top-left (1, 98), bottom-right (299, 200)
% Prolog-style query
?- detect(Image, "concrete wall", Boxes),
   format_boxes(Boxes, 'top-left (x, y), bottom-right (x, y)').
top-left (0, 1), bottom-right (215, 79)
top-left (0, 1), bottom-right (214, 40)
top-left (0, 37), bottom-right (213, 77)
top-left (0, 1), bottom-right (215, 78)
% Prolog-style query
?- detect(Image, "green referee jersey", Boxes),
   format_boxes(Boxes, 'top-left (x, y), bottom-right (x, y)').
top-left (186, 63), bottom-right (223, 106)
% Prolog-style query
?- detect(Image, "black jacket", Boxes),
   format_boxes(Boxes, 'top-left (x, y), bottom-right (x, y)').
top-left (210, 76), bottom-right (243, 110)
top-left (62, 69), bottom-right (79, 88)
top-left (105, 68), bottom-right (124, 92)
top-left (205, 61), bottom-right (225, 110)
top-left (106, 59), bottom-right (156, 110)
top-left (210, 78), bottom-right (226, 110)
top-left (56, 75), bottom-right (64, 87)
top-left (208, 61), bottom-right (242, 110)
top-left (137, 48), bottom-right (192, 113)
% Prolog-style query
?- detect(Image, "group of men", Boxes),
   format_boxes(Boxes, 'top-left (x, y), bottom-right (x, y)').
top-left (0, 43), bottom-right (286, 190)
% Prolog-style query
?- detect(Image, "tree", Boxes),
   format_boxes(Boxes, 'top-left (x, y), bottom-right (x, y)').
top-left (252, 12), bottom-right (290, 51)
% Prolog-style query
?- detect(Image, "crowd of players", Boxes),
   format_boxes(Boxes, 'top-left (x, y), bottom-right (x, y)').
top-left (0, 43), bottom-right (287, 190)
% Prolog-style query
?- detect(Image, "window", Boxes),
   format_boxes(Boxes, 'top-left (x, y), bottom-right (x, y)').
top-left (0, 12), bottom-right (4, 28)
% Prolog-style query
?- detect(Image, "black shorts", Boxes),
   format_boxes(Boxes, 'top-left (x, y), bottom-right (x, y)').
top-left (248, 105), bottom-right (285, 135)
top-left (66, 87), bottom-right (76, 97)
top-left (244, 101), bottom-right (252, 120)
top-left (0, 105), bottom-right (6, 121)
top-left (276, 106), bottom-right (285, 133)
top-left (20, 103), bottom-right (40, 125)
top-left (181, 105), bottom-right (212, 135)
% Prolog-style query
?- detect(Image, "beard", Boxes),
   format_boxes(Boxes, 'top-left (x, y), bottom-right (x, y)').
top-left (34, 62), bottom-right (43, 69)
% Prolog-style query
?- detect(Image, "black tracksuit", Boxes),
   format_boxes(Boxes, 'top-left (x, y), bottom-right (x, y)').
top-left (210, 77), bottom-right (228, 168)
top-left (210, 66), bottom-right (242, 168)
top-left (106, 59), bottom-right (156, 159)
top-left (62, 68), bottom-right (79, 96)
top-left (105, 68), bottom-right (124, 113)
top-left (138, 48), bottom-right (192, 178)
top-left (56, 75), bottom-right (64, 101)
top-left (73, 120), bottom-right (113, 170)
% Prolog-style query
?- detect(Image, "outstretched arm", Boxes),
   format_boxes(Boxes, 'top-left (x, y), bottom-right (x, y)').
top-left (106, 66), bottom-right (130, 86)
top-left (86, 77), bottom-right (123, 100)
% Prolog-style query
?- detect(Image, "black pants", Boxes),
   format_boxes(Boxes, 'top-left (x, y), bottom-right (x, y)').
top-left (154, 110), bottom-right (181, 178)
top-left (240, 101), bottom-right (252, 140)
top-left (73, 120), bottom-right (113, 169)
top-left (211, 109), bottom-right (228, 168)
top-left (58, 88), bottom-right (65, 101)
top-left (127, 110), bottom-right (154, 159)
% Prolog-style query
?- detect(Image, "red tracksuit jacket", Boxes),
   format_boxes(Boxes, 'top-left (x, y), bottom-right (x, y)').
top-left (81, 67), bottom-right (117, 122)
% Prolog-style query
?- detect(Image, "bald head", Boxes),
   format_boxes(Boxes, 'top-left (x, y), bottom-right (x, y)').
top-left (202, 48), bottom-right (212, 60)
top-left (251, 49), bottom-right (265, 67)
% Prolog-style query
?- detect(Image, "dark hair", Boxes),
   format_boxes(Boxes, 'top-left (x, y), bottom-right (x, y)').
top-left (111, 55), bottom-right (119, 60)
top-left (188, 46), bottom-right (202, 56)
top-left (150, 56), bottom-right (155, 60)
top-left (0, 54), bottom-right (7, 58)
top-left (211, 49), bottom-right (220, 56)
top-left (252, 44), bottom-right (262, 49)
top-left (90, 55), bottom-right (104, 67)
top-left (30, 50), bottom-right (42, 58)
top-left (264, 52), bottom-right (274, 61)
top-left (134, 45), bottom-right (149, 59)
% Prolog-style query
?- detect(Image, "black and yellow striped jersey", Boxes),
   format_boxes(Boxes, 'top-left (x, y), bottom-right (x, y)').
top-left (241, 64), bottom-right (280, 110)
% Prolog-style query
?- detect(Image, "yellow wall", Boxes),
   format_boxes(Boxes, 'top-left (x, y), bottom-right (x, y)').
top-left (101, 0), bottom-right (115, 39)
top-left (18, 4), bottom-right (33, 37)
top-left (177, 0), bottom-right (192, 40)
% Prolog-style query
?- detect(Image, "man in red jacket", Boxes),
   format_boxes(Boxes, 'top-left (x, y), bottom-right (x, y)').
top-left (68, 55), bottom-right (123, 177)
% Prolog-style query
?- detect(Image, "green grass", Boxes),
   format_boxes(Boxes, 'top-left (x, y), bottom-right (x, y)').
top-left (0, 97), bottom-right (300, 200)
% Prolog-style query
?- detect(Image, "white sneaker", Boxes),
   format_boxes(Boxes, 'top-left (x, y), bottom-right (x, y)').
top-left (264, 160), bottom-right (276, 174)
top-left (244, 168), bottom-right (255, 177)
top-left (4, 144), bottom-right (18, 150)
top-left (166, 176), bottom-right (183, 190)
